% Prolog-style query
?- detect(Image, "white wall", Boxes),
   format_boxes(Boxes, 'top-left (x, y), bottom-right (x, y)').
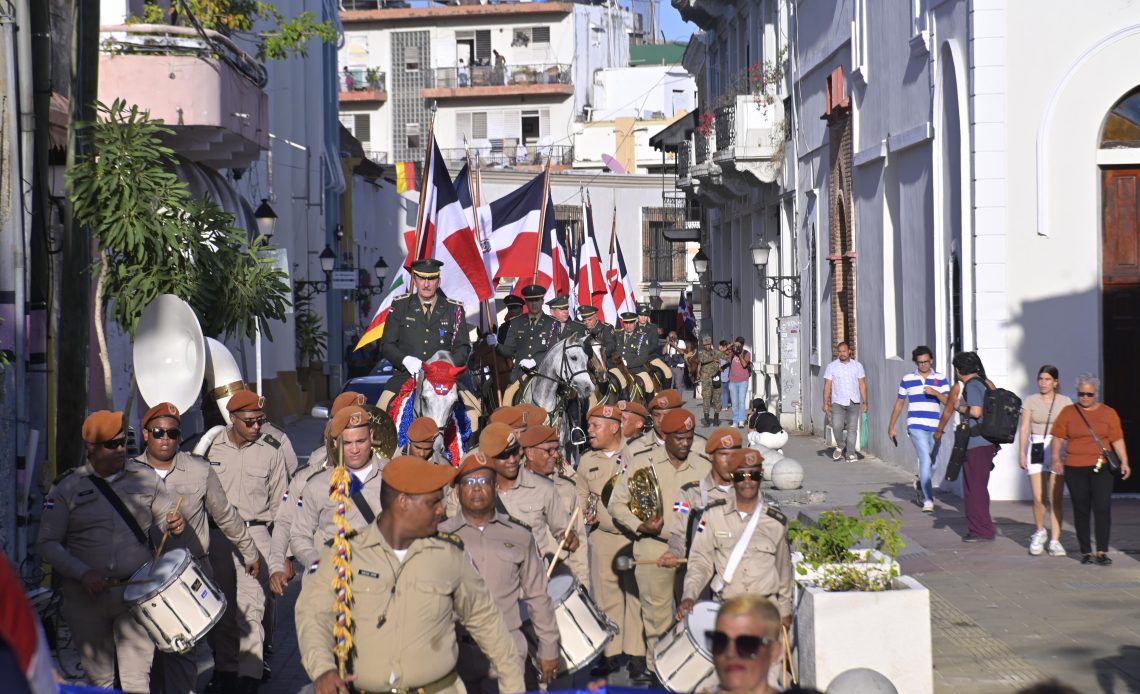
top-left (591, 65), bottom-right (697, 120)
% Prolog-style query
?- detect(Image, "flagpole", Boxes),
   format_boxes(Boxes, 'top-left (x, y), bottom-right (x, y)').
top-left (582, 190), bottom-right (592, 307)
top-left (464, 143), bottom-right (504, 408)
top-left (410, 103), bottom-right (438, 268)
top-left (531, 160), bottom-right (552, 285)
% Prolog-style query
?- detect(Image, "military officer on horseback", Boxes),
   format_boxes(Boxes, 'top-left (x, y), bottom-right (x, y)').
top-left (378, 258), bottom-right (472, 393)
top-left (635, 304), bottom-right (660, 354)
top-left (494, 294), bottom-right (526, 345)
top-left (579, 305), bottom-right (616, 362)
top-left (617, 312), bottom-right (652, 373)
top-left (548, 295), bottom-right (587, 340)
top-left (499, 284), bottom-right (560, 380)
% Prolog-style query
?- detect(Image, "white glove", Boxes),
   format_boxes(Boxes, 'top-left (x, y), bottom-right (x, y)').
top-left (402, 356), bottom-right (423, 374)
top-left (486, 333), bottom-right (498, 347)
top-left (519, 358), bottom-right (537, 369)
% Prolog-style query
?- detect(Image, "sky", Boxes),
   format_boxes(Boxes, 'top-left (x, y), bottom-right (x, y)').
top-left (658, 0), bottom-right (696, 42)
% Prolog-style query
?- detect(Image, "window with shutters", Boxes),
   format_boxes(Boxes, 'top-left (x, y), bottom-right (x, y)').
top-left (404, 46), bottom-right (420, 71)
top-left (476, 30), bottom-right (491, 63)
top-left (354, 114), bottom-right (371, 143)
top-left (406, 122), bottom-right (421, 150)
top-left (532, 26), bottom-right (550, 43)
top-left (456, 111), bottom-right (489, 141)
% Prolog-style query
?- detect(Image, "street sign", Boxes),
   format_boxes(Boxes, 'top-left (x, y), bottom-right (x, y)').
top-left (331, 270), bottom-right (358, 290)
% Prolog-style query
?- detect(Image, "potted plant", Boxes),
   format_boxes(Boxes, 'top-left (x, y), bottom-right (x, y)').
top-left (788, 493), bottom-right (933, 693)
top-left (365, 68), bottom-right (382, 90)
top-left (293, 293), bottom-right (328, 403)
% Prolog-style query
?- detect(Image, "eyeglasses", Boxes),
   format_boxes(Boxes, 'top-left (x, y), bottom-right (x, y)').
top-left (732, 470), bottom-right (762, 483)
top-left (459, 476), bottom-right (493, 487)
top-left (915, 360), bottom-right (932, 366)
top-left (102, 438), bottom-right (127, 450)
top-left (706, 630), bottom-right (774, 658)
top-left (235, 416), bottom-right (268, 427)
top-left (148, 427), bottom-right (181, 440)
top-left (1077, 392), bottom-right (1096, 398)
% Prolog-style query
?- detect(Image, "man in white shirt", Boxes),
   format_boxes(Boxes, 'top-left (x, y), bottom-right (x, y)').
top-left (822, 342), bottom-right (867, 462)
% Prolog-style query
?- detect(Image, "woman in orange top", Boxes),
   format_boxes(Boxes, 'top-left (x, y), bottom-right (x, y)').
top-left (1050, 374), bottom-right (1132, 564)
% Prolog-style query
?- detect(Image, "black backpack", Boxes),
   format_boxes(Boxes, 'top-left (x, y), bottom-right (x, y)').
top-left (976, 385), bottom-right (1022, 444)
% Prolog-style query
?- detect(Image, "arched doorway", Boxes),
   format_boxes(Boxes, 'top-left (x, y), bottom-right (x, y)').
top-left (1100, 86), bottom-right (1140, 493)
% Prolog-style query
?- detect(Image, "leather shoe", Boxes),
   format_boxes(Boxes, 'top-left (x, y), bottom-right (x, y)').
top-left (1096, 553), bottom-right (1113, 566)
top-left (962, 533), bottom-right (994, 543)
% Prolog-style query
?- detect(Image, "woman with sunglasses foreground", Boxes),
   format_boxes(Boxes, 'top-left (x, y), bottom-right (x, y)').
top-left (707, 595), bottom-right (784, 694)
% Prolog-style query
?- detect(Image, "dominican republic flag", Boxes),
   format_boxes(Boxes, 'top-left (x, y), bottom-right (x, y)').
top-left (577, 202), bottom-right (618, 322)
top-left (479, 170), bottom-right (559, 300)
top-left (607, 225), bottom-right (637, 315)
top-left (677, 293), bottom-right (696, 333)
top-left (454, 164), bottom-right (495, 290)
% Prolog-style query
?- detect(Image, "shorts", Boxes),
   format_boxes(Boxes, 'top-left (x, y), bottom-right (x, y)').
top-left (1026, 434), bottom-right (1061, 476)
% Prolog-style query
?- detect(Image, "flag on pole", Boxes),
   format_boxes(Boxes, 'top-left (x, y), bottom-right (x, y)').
top-left (478, 171), bottom-right (557, 298)
top-left (677, 292), bottom-right (696, 334)
top-left (607, 226), bottom-right (637, 315)
top-left (578, 201), bottom-right (618, 321)
top-left (355, 260), bottom-right (412, 349)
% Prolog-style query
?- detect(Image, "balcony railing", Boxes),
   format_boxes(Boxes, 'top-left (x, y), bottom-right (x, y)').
top-left (676, 139), bottom-right (693, 182)
top-left (428, 63), bottom-right (570, 89)
top-left (714, 100), bottom-right (736, 157)
top-left (341, 68), bottom-right (386, 93)
top-left (695, 130), bottom-right (715, 164)
top-left (439, 143), bottom-right (573, 168)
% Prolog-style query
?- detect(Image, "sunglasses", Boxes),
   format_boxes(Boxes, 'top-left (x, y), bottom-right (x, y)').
top-left (732, 469), bottom-right (762, 483)
top-left (102, 438), bottom-right (127, 450)
top-left (235, 416), bottom-right (268, 427)
top-left (495, 445), bottom-right (521, 459)
top-left (706, 630), bottom-right (774, 658)
top-left (1077, 392), bottom-right (1096, 398)
top-left (459, 476), bottom-right (494, 487)
top-left (148, 427), bottom-right (181, 440)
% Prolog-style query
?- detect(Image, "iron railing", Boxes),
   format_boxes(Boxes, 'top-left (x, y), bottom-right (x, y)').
top-left (438, 143), bottom-right (573, 168)
top-left (363, 150), bottom-right (388, 163)
top-left (714, 100), bottom-right (736, 156)
top-left (428, 63), bottom-right (571, 89)
top-left (676, 139), bottom-right (693, 180)
top-left (341, 68), bottom-right (386, 92)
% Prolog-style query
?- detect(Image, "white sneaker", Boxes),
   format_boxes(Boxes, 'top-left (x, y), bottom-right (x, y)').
top-left (832, 447), bottom-right (843, 461)
top-left (1029, 529), bottom-right (1047, 556)
top-left (922, 500), bottom-right (934, 513)
top-left (1047, 540), bottom-right (1066, 557)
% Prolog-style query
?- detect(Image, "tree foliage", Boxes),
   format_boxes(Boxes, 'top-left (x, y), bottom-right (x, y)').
top-left (67, 99), bottom-right (289, 341)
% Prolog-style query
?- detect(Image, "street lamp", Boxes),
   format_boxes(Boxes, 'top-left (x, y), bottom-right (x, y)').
top-left (751, 241), bottom-right (802, 313)
top-left (692, 249), bottom-right (709, 276)
top-left (693, 247), bottom-right (734, 299)
top-left (646, 280), bottom-right (661, 299)
top-left (254, 198), bottom-right (278, 242)
top-left (319, 245), bottom-right (337, 273)
top-left (374, 256), bottom-right (389, 285)
top-left (296, 245), bottom-right (340, 301)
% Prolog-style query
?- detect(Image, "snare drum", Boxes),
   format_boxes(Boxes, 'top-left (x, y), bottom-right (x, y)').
top-left (123, 548), bottom-right (226, 653)
top-left (523, 574), bottom-right (616, 674)
top-left (652, 600), bottom-right (720, 693)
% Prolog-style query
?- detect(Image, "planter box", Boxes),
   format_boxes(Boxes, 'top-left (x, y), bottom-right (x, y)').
top-left (792, 549), bottom-right (899, 589)
top-left (794, 574), bottom-right (932, 693)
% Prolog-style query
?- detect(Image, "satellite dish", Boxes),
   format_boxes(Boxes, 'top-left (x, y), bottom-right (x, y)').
top-left (601, 153), bottom-right (626, 173)
top-left (134, 295), bottom-right (206, 414)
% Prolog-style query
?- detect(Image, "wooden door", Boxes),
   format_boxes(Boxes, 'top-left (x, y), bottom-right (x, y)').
top-left (1102, 168), bottom-right (1140, 492)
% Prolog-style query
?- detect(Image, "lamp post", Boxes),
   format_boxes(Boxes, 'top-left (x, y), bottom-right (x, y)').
top-left (254, 198), bottom-right (278, 243)
top-left (374, 256), bottom-right (389, 286)
top-left (646, 279), bottom-right (662, 310)
top-left (294, 245), bottom-right (339, 301)
top-left (751, 241), bottom-right (801, 314)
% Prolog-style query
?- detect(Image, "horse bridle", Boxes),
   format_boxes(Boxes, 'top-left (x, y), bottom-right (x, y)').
top-left (526, 339), bottom-right (593, 399)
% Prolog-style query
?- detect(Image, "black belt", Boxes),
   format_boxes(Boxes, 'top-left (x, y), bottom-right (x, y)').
top-left (209, 519), bottom-right (270, 529)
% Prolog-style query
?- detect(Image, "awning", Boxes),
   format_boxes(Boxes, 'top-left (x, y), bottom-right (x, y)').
top-left (662, 223), bottom-right (701, 242)
top-left (649, 111), bottom-right (696, 151)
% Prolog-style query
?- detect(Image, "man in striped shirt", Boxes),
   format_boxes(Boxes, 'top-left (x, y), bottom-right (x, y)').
top-left (888, 346), bottom-right (950, 512)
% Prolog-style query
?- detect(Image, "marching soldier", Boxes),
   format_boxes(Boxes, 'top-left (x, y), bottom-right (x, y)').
top-left (260, 421), bottom-right (300, 477)
top-left (579, 305), bottom-right (616, 361)
top-left (648, 389), bottom-right (710, 455)
top-left (290, 406), bottom-right (386, 577)
top-left (518, 402), bottom-right (549, 429)
top-left (618, 400), bottom-right (650, 446)
top-left (548, 294), bottom-right (587, 340)
top-left (441, 451), bottom-right (561, 692)
top-left (378, 258), bottom-right (472, 391)
top-left (636, 304), bottom-right (660, 354)
top-left (489, 405), bottom-right (526, 432)
top-left (135, 402), bottom-right (259, 694)
top-left (205, 391), bottom-right (290, 692)
top-left (657, 427), bottom-right (742, 566)
top-left (575, 404), bottom-right (643, 678)
top-left (296, 456), bottom-right (524, 694)
top-left (500, 284), bottom-right (559, 380)
top-left (520, 424), bottom-right (590, 587)
top-left (37, 410), bottom-right (186, 692)
top-left (680, 448), bottom-right (793, 624)
top-left (405, 416), bottom-right (450, 465)
top-left (698, 335), bottom-right (724, 426)
top-left (616, 312), bottom-right (652, 374)
top-left (607, 408), bottom-right (710, 682)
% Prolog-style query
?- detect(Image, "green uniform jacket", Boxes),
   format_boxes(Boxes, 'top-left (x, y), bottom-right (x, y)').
top-left (588, 321), bottom-right (618, 363)
top-left (499, 312), bottom-right (560, 368)
top-left (638, 322), bottom-right (660, 354)
top-left (557, 320), bottom-right (588, 341)
top-left (379, 291), bottom-right (472, 375)
top-left (616, 328), bottom-right (652, 372)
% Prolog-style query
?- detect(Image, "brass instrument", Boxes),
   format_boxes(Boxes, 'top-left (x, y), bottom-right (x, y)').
top-left (627, 465), bottom-right (662, 521)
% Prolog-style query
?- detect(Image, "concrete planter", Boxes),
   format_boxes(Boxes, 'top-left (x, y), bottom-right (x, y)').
top-left (791, 549), bottom-right (899, 589)
top-left (794, 574), bottom-right (932, 693)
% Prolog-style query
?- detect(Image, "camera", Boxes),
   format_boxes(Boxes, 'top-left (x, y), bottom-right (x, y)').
top-left (732, 344), bottom-right (743, 355)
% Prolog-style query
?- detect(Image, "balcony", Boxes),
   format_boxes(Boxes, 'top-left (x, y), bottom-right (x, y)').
top-left (422, 64), bottom-right (572, 100)
top-left (661, 191), bottom-right (701, 242)
top-left (340, 69), bottom-right (388, 104)
top-left (341, 1), bottom-right (573, 23)
top-left (670, 0), bottom-right (726, 31)
top-left (439, 143), bottom-right (573, 170)
top-left (712, 93), bottom-right (785, 185)
top-left (99, 24), bottom-right (269, 170)
top-left (676, 138), bottom-right (694, 190)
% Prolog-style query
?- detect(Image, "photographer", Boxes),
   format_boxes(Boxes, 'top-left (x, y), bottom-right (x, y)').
top-left (726, 337), bottom-right (752, 428)
top-left (663, 331), bottom-right (687, 390)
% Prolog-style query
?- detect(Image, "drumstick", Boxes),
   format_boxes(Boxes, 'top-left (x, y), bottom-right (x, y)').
top-left (546, 506), bottom-right (581, 579)
top-left (615, 555), bottom-right (686, 571)
top-left (782, 623), bottom-right (798, 684)
top-left (151, 496), bottom-right (184, 571)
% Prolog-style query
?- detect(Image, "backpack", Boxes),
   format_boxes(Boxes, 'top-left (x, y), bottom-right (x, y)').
top-left (976, 385), bottom-right (1022, 444)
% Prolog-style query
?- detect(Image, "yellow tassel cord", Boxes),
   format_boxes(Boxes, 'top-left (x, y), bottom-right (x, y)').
top-left (329, 440), bottom-right (355, 678)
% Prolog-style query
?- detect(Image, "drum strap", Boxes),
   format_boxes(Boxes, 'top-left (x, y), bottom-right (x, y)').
top-left (89, 477), bottom-right (156, 552)
top-left (721, 504), bottom-right (763, 586)
top-left (351, 491), bottom-right (376, 525)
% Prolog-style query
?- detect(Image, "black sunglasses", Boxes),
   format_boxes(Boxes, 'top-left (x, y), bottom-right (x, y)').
top-left (1077, 391), bottom-right (1096, 398)
top-left (148, 427), bottom-right (182, 440)
top-left (733, 469), bottom-right (762, 483)
top-left (706, 630), bottom-right (774, 658)
top-left (235, 416), bottom-right (268, 427)
top-left (102, 438), bottom-right (127, 450)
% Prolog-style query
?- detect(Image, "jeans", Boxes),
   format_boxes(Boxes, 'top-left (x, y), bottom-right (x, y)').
top-left (830, 403), bottom-right (859, 455)
top-left (721, 377), bottom-right (731, 409)
top-left (909, 428), bottom-right (939, 503)
top-left (728, 381), bottom-right (748, 424)
top-left (1064, 465), bottom-right (1114, 554)
top-left (962, 445), bottom-right (996, 538)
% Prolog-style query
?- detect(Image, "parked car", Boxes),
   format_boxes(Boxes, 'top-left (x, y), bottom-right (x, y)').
top-left (310, 359), bottom-right (394, 418)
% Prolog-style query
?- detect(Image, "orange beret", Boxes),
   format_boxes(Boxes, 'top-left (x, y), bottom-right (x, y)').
top-left (142, 402), bottom-right (180, 428)
top-left (383, 455), bottom-right (456, 494)
top-left (489, 406), bottom-right (525, 428)
top-left (479, 422), bottom-right (519, 458)
top-left (83, 410), bottom-right (125, 444)
top-left (660, 408), bottom-right (696, 434)
top-left (328, 406), bottom-right (370, 439)
top-left (518, 403), bottom-right (547, 429)
top-left (331, 391), bottom-right (367, 417)
top-left (454, 450), bottom-right (494, 485)
top-left (227, 390), bottom-right (265, 413)
top-left (619, 400), bottom-right (649, 418)
top-left (730, 448), bottom-right (764, 471)
top-left (706, 427), bottom-right (743, 453)
top-left (587, 404), bottom-right (622, 422)
top-left (518, 425), bottom-right (558, 448)
top-left (648, 389), bottom-right (683, 412)
top-left (407, 417), bottom-right (440, 445)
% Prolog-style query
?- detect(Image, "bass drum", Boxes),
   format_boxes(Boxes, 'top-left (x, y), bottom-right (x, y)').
top-left (523, 573), bottom-right (616, 674)
top-left (652, 600), bottom-right (720, 693)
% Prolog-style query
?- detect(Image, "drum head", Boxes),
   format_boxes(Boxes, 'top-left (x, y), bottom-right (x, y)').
top-left (123, 548), bottom-right (190, 602)
top-left (686, 601), bottom-right (721, 659)
top-left (546, 574), bottom-right (578, 604)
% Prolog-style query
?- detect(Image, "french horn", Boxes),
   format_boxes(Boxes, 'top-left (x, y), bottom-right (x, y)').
top-left (627, 465), bottom-right (663, 522)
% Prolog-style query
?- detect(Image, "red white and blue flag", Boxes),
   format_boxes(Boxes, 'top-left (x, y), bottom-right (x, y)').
top-left (677, 293), bottom-right (696, 334)
top-left (578, 202), bottom-right (618, 322)
top-left (606, 224), bottom-right (637, 315)
top-left (477, 171), bottom-right (560, 301)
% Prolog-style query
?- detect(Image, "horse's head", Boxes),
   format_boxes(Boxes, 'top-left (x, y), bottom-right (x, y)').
top-left (585, 337), bottom-right (608, 383)
top-left (559, 335), bottom-right (596, 400)
top-left (418, 353), bottom-right (464, 431)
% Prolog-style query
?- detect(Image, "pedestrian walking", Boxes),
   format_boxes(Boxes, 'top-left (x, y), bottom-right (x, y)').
top-left (948, 351), bottom-right (997, 542)
top-left (887, 346), bottom-right (950, 512)
top-left (727, 337), bottom-right (752, 428)
top-left (822, 342), bottom-right (868, 462)
top-left (1017, 365), bottom-right (1072, 556)
top-left (1050, 374), bottom-right (1132, 564)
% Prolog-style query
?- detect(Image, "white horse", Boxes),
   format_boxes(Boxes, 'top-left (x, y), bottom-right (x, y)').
top-left (520, 335), bottom-right (596, 454)
top-left (381, 349), bottom-right (476, 464)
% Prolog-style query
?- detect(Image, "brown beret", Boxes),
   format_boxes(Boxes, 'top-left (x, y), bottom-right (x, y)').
top-left (730, 448), bottom-right (764, 471)
top-left (479, 422), bottom-right (519, 458)
top-left (454, 450), bottom-right (494, 485)
top-left (143, 402), bottom-right (180, 428)
top-left (648, 389), bottom-right (683, 412)
top-left (407, 417), bottom-right (440, 445)
top-left (83, 410), bottom-right (125, 444)
top-left (587, 404), bottom-right (622, 423)
top-left (518, 425), bottom-right (558, 448)
top-left (328, 406), bottom-right (370, 439)
top-left (331, 391), bottom-right (367, 417)
top-left (706, 427), bottom-right (743, 454)
top-left (384, 455), bottom-right (456, 494)
top-left (518, 404), bottom-right (547, 429)
top-left (489, 406), bottom-right (525, 428)
top-left (227, 390), bottom-right (265, 413)
top-left (660, 408), bottom-right (696, 434)
top-left (619, 400), bottom-right (649, 417)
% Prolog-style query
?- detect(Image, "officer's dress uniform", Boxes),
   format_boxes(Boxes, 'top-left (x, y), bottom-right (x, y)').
top-left (204, 427), bottom-right (289, 680)
top-left (636, 319), bottom-right (660, 355)
top-left (439, 510), bottom-right (559, 692)
top-left (555, 319), bottom-right (588, 341)
top-left (586, 321), bottom-right (617, 363)
top-left (138, 451), bottom-right (259, 694)
top-left (575, 447), bottom-right (644, 660)
top-left (681, 496), bottom-right (793, 619)
top-left (296, 522), bottom-right (525, 694)
top-left (607, 444), bottom-right (710, 661)
top-left (36, 460), bottom-right (176, 691)
top-left (289, 457), bottom-right (385, 574)
top-left (616, 329), bottom-right (652, 373)
top-left (379, 290), bottom-right (472, 392)
top-left (500, 311), bottom-right (560, 381)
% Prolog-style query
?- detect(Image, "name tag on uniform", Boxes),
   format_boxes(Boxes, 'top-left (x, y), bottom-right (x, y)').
top-left (209, 461), bottom-right (221, 466)
top-left (715, 531), bottom-right (732, 538)
top-left (358, 569), bottom-right (380, 579)
top-left (77, 489), bottom-right (95, 498)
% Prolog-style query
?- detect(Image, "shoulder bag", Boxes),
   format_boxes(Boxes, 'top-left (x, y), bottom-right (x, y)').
top-left (1073, 406), bottom-right (1122, 473)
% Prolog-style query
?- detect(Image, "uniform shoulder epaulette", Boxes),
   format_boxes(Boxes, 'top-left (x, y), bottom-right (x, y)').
top-left (261, 434), bottom-right (281, 449)
top-left (392, 293), bottom-right (411, 302)
top-left (436, 530), bottom-right (465, 549)
top-left (633, 444), bottom-right (655, 456)
top-left (51, 468), bottom-right (75, 486)
top-left (186, 453), bottom-right (211, 466)
top-left (304, 465), bottom-right (326, 483)
top-left (764, 506), bottom-right (788, 525)
top-left (446, 297), bottom-right (462, 305)
top-left (506, 515), bottom-right (532, 530)
top-left (680, 480), bottom-right (700, 491)
top-left (324, 530), bottom-right (358, 546)
top-left (705, 498), bottom-right (728, 510)
top-left (557, 471), bottom-right (575, 484)
top-left (290, 461), bottom-right (310, 479)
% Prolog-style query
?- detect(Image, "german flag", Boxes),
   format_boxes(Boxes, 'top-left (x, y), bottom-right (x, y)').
top-left (395, 161), bottom-right (417, 193)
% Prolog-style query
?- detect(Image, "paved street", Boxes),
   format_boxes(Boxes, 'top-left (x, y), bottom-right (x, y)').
top-left (264, 395), bottom-right (1140, 693)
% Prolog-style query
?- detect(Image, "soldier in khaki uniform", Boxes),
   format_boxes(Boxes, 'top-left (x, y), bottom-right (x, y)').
top-left (658, 427), bottom-right (741, 565)
top-left (520, 424), bottom-right (589, 587)
top-left (37, 410), bottom-right (186, 692)
top-left (680, 449), bottom-right (793, 623)
top-left (647, 389), bottom-right (709, 457)
top-left (489, 405), bottom-right (527, 433)
top-left (575, 404), bottom-right (643, 677)
top-left (135, 402), bottom-right (259, 693)
top-left (608, 408), bottom-right (710, 680)
top-left (441, 451), bottom-right (561, 691)
top-left (291, 406), bottom-right (387, 577)
top-left (618, 400), bottom-right (650, 447)
top-left (404, 416), bottom-right (451, 465)
top-left (260, 421), bottom-right (299, 477)
top-left (500, 284), bottom-right (560, 380)
top-left (548, 294), bottom-right (587, 340)
top-left (205, 390), bottom-right (289, 691)
top-left (296, 456), bottom-right (524, 694)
